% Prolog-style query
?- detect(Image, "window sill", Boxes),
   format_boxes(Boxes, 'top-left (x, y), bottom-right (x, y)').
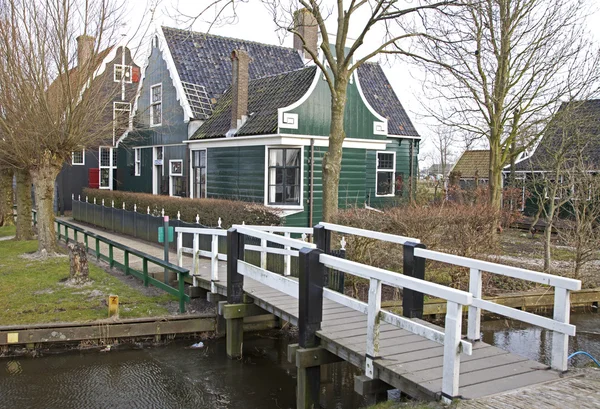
top-left (72, 163), bottom-right (85, 166)
top-left (150, 123), bottom-right (162, 128)
top-left (267, 204), bottom-right (303, 210)
top-left (375, 193), bottom-right (395, 198)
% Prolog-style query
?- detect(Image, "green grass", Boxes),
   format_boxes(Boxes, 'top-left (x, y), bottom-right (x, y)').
top-left (0, 240), bottom-right (175, 325)
top-left (0, 225), bottom-right (16, 238)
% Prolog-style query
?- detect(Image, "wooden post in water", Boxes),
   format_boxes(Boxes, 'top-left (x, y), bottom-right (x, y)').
top-left (402, 242), bottom-right (426, 318)
top-left (226, 228), bottom-right (245, 359)
top-left (296, 247), bottom-right (324, 409)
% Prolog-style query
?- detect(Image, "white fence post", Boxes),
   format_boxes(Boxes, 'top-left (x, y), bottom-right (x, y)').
top-left (284, 232), bottom-right (291, 276)
top-left (260, 237), bottom-right (267, 269)
top-left (365, 278), bottom-right (382, 379)
top-left (211, 234), bottom-right (219, 291)
top-left (177, 231), bottom-right (183, 267)
top-left (551, 288), bottom-right (571, 371)
top-left (442, 301), bottom-right (463, 402)
top-left (192, 233), bottom-right (199, 287)
top-left (467, 268), bottom-right (482, 341)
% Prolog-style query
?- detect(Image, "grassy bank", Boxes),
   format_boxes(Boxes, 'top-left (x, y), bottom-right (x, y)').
top-left (0, 225), bottom-right (16, 238)
top-left (0, 239), bottom-right (174, 325)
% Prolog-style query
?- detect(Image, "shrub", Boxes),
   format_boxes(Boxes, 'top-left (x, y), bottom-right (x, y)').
top-left (81, 188), bottom-right (282, 228)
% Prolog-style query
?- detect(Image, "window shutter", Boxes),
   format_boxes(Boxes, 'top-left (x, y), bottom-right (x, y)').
top-left (132, 66), bottom-right (141, 83)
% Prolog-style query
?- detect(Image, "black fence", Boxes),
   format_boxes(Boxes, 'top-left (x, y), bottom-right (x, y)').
top-left (72, 198), bottom-right (344, 291)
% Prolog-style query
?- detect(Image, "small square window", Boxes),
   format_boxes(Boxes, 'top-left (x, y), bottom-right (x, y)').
top-left (114, 64), bottom-right (132, 82)
top-left (72, 150), bottom-right (85, 165)
top-left (170, 160), bottom-right (183, 176)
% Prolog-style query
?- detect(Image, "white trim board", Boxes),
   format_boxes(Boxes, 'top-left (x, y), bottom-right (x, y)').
top-left (186, 134), bottom-right (390, 150)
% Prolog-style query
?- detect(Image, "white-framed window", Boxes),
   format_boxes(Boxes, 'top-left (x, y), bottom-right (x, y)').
top-left (99, 147), bottom-right (116, 190)
top-left (150, 84), bottom-right (162, 127)
top-left (169, 159), bottom-right (184, 197)
top-left (267, 147), bottom-right (301, 206)
top-left (72, 149), bottom-right (85, 166)
top-left (191, 150), bottom-right (207, 199)
top-left (113, 102), bottom-right (131, 144)
top-left (134, 148), bottom-right (141, 176)
top-left (114, 64), bottom-right (132, 83)
top-left (376, 151), bottom-right (396, 196)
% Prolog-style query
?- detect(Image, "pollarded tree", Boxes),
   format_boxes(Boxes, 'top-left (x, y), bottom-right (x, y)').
top-left (0, 0), bottom-right (125, 254)
top-left (182, 0), bottom-right (456, 221)
top-left (415, 0), bottom-right (600, 211)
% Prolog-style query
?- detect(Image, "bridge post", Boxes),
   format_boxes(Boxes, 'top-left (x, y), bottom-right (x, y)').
top-left (313, 224), bottom-right (330, 253)
top-left (225, 227), bottom-right (245, 359)
top-left (402, 242), bottom-right (426, 318)
top-left (297, 247), bottom-right (324, 409)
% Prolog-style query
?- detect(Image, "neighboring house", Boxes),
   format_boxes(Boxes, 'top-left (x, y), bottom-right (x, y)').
top-left (449, 150), bottom-right (490, 189)
top-left (509, 99), bottom-right (600, 215)
top-left (117, 19), bottom-right (420, 226)
top-left (56, 36), bottom-right (140, 212)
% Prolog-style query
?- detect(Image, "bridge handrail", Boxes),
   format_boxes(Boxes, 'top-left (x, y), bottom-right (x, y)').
top-left (56, 219), bottom-right (190, 313)
top-left (234, 225), bottom-right (316, 250)
top-left (237, 225), bottom-right (314, 234)
top-left (318, 222), bottom-right (420, 245)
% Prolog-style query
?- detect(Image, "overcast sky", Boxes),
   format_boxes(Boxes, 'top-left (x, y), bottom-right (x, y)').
top-left (124, 0), bottom-right (600, 168)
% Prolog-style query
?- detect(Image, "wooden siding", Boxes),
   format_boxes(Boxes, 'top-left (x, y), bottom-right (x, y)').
top-left (282, 76), bottom-right (385, 140)
top-left (206, 147), bottom-right (265, 202)
top-left (116, 146), bottom-right (153, 193)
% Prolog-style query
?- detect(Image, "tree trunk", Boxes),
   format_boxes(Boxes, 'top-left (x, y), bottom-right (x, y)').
top-left (0, 169), bottom-right (14, 227)
top-left (543, 215), bottom-right (554, 273)
top-left (69, 242), bottom-right (89, 284)
top-left (30, 155), bottom-right (61, 254)
top-left (488, 147), bottom-right (503, 210)
top-left (15, 169), bottom-right (33, 240)
top-left (322, 80), bottom-right (348, 222)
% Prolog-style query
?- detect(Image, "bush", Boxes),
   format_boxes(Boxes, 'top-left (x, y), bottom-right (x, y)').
top-left (82, 188), bottom-right (282, 228)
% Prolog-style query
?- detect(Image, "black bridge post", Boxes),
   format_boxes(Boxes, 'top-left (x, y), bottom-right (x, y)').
top-left (403, 241), bottom-right (427, 319)
top-left (297, 247), bottom-right (325, 409)
top-left (225, 228), bottom-right (245, 358)
top-left (313, 224), bottom-right (330, 254)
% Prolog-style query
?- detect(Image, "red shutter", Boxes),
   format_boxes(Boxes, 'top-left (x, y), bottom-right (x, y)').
top-left (132, 66), bottom-right (141, 83)
top-left (89, 168), bottom-right (99, 189)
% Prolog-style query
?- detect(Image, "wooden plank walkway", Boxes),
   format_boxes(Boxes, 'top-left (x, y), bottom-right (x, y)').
top-left (60, 219), bottom-right (565, 402)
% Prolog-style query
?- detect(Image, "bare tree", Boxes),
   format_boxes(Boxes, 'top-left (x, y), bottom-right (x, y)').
top-left (415, 0), bottom-right (600, 211)
top-left (0, 0), bottom-right (125, 254)
top-left (0, 168), bottom-right (14, 227)
top-left (177, 0), bottom-right (456, 221)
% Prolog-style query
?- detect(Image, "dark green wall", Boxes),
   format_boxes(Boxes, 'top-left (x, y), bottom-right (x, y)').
top-left (283, 77), bottom-right (385, 140)
top-left (207, 146), bottom-right (265, 202)
top-left (116, 146), bottom-right (153, 193)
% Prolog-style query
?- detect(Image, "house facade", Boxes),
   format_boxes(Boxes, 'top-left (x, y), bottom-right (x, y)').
top-left (57, 37), bottom-right (140, 211)
top-left (117, 23), bottom-right (420, 226)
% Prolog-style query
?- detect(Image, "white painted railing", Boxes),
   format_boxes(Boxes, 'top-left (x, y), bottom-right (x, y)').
top-left (413, 248), bottom-right (581, 372)
top-left (319, 222), bottom-right (420, 244)
top-left (233, 225), bottom-right (314, 276)
top-left (175, 227), bottom-right (227, 292)
top-left (233, 226), bottom-right (472, 401)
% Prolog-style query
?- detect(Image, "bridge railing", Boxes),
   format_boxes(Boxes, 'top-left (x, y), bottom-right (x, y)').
top-left (228, 225), bottom-right (472, 402)
top-left (412, 248), bottom-right (581, 372)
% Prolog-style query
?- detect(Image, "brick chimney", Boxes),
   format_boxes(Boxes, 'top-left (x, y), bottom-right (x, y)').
top-left (76, 35), bottom-right (95, 69)
top-left (293, 8), bottom-right (318, 61)
top-left (230, 49), bottom-right (250, 131)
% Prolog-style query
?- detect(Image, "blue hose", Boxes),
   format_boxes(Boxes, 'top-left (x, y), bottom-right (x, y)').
top-left (567, 351), bottom-right (600, 368)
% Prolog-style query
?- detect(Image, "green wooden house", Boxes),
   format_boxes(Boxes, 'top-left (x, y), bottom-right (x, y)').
top-left (117, 25), bottom-right (420, 227)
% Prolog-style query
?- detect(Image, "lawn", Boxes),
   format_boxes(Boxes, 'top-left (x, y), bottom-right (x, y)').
top-left (0, 240), bottom-right (175, 325)
top-left (0, 225), bottom-right (16, 238)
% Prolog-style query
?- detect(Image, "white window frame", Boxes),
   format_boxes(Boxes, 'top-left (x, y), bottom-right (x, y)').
top-left (169, 159), bottom-right (184, 197)
top-left (113, 102), bottom-right (131, 144)
top-left (134, 148), bottom-right (141, 176)
top-left (99, 147), bottom-right (115, 190)
top-left (72, 149), bottom-right (85, 166)
top-left (150, 83), bottom-right (162, 127)
top-left (114, 64), bottom-right (132, 83)
top-left (263, 146), bottom-right (304, 210)
top-left (375, 150), bottom-right (396, 197)
top-left (189, 149), bottom-right (207, 199)
top-left (152, 146), bottom-right (164, 195)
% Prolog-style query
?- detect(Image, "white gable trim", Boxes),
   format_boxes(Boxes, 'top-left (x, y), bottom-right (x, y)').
top-left (277, 68), bottom-right (320, 132)
top-left (353, 68), bottom-right (388, 134)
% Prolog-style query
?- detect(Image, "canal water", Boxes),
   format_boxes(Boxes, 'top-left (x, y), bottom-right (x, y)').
top-left (1, 313), bottom-right (598, 409)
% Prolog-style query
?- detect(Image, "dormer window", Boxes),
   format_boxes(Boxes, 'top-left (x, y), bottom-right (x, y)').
top-left (150, 84), bottom-right (162, 126)
top-left (114, 64), bottom-right (132, 82)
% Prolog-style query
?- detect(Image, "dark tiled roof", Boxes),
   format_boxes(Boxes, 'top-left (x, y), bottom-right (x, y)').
top-left (357, 63), bottom-right (419, 137)
top-left (162, 26), bottom-right (305, 110)
top-left (515, 100), bottom-right (600, 171)
top-left (191, 66), bottom-right (318, 139)
top-left (451, 150), bottom-right (490, 178)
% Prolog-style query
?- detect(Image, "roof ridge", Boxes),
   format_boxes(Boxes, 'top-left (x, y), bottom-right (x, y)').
top-left (161, 26), bottom-right (297, 52)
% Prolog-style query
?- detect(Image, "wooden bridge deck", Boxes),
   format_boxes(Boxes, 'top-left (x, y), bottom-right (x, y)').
top-left (61, 219), bottom-right (564, 402)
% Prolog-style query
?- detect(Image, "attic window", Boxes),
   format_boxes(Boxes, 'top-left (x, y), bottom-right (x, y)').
top-left (114, 64), bottom-right (132, 83)
top-left (150, 84), bottom-right (162, 126)
top-left (181, 82), bottom-right (213, 119)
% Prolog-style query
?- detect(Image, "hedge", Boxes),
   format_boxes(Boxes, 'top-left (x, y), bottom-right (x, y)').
top-left (82, 188), bottom-right (282, 228)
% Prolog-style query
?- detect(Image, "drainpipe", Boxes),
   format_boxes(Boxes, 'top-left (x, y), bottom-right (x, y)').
top-left (409, 141), bottom-right (414, 204)
top-left (309, 139), bottom-right (315, 227)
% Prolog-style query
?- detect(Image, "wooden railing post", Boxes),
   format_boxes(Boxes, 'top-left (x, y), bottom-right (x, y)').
top-left (225, 228), bottom-right (245, 358)
top-left (95, 237), bottom-right (100, 260)
top-left (84, 233), bottom-right (88, 252)
top-left (366, 278), bottom-right (382, 379)
top-left (178, 271), bottom-right (186, 313)
top-left (403, 242), bottom-right (426, 318)
top-left (260, 237), bottom-right (267, 269)
top-left (313, 224), bottom-right (330, 253)
top-left (124, 250), bottom-right (130, 276)
top-left (441, 301), bottom-right (463, 403)
top-left (211, 234), bottom-right (219, 290)
top-left (143, 258), bottom-right (149, 287)
top-left (177, 231), bottom-right (183, 267)
top-left (108, 244), bottom-right (114, 269)
top-left (467, 268), bottom-right (482, 341)
top-left (552, 288), bottom-right (571, 371)
top-left (297, 247), bottom-right (324, 409)
top-left (284, 232), bottom-right (291, 276)
top-left (192, 233), bottom-right (199, 277)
